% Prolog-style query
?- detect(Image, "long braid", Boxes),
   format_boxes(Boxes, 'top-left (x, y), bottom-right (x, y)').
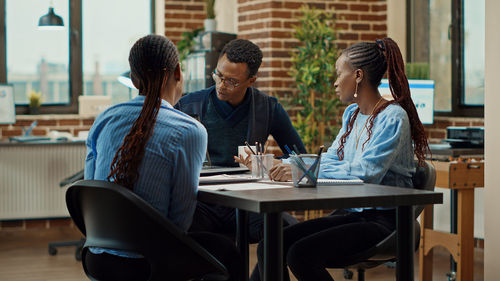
top-left (337, 108), bottom-right (360, 160)
top-left (108, 35), bottom-right (179, 190)
top-left (336, 38), bottom-right (429, 166)
top-left (382, 38), bottom-right (428, 166)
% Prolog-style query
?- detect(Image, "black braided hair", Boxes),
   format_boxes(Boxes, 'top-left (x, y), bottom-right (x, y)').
top-left (336, 38), bottom-right (429, 166)
top-left (108, 35), bottom-right (179, 190)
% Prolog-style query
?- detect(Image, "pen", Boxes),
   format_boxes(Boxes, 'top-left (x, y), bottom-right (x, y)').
top-left (293, 144), bottom-right (301, 155)
top-left (245, 141), bottom-right (256, 155)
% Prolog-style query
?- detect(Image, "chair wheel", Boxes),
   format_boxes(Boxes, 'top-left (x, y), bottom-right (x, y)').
top-left (343, 268), bottom-right (354, 279)
top-left (75, 246), bottom-right (83, 261)
top-left (48, 246), bottom-right (57, 256)
top-left (384, 261), bottom-right (396, 268)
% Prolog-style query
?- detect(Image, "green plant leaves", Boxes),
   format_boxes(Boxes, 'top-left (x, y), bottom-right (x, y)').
top-left (287, 5), bottom-right (341, 152)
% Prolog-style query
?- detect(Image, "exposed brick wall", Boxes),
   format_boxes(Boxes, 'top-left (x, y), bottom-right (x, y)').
top-left (0, 115), bottom-right (94, 140)
top-left (237, 0), bottom-right (387, 99)
top-left (165, 0), bottom-right (206, 44)
top-left (236, 0), bottom-right (387, 154)
top-left (0, 218), bottom-right (74, 231)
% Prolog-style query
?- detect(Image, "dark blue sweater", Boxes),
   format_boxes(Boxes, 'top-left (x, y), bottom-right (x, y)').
top-left (175, 86), bottom-right (306, 164)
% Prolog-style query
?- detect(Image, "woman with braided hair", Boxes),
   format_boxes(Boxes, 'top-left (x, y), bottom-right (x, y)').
top-left (85, 34), bottom-right (241, 281)
top-left (253, 38), bottom-right (429, 281)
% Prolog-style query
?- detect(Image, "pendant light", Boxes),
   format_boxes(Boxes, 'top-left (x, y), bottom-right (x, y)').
top-left (38, 2), bottom-right (64, 31)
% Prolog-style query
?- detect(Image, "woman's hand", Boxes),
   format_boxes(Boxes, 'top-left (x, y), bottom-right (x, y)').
top-left (269, 163), bottom-right (292, 182)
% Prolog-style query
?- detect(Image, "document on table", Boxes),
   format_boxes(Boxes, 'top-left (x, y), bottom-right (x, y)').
top-left (198, 182), bottom-right (293, 191)
top-left (199, 174), bottom-right (259, 185)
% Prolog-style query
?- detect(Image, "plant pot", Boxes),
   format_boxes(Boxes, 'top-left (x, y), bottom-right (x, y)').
top-left (204, 19), bottom-right (217, 32)
top-left (28, 106), bottom-right (40, 115)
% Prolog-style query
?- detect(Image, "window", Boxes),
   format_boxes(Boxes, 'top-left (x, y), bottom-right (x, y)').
top-left (82, 0), bottom-right (150, 104)
top-left (0, 0), bottom-right (155, 114)
top-left (463, 0), bottom-right (484, 106)
top-left (408, 0), bottom-right (484, 117)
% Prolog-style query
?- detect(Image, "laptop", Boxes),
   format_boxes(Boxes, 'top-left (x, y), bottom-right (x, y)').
top-left (200, 166), bottom-right (249, 177)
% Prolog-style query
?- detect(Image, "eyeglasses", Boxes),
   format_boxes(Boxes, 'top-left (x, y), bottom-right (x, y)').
top-left (212, 71), bottom-right (242, 90)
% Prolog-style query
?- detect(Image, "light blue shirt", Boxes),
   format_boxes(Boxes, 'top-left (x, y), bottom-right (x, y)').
top-left (85, 95), bottom-right (207, 232)
top-left (319, 103), bottom-right (415, 212)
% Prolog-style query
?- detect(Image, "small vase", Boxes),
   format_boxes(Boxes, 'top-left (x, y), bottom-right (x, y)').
top-left (204, 19), bottom-right (217, 32)
top-left (28, 107), bottom-right (40, 115)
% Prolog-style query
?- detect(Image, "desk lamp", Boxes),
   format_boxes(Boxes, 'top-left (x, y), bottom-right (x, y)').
top-left (117, 71), bottom-right (137, 99)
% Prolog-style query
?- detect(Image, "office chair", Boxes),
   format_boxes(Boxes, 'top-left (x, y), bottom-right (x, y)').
top-left (341, 160), bottom-right (436, 281)
top-left (66, 180), bottom-right (229, 281)
top-left (48, 169), bottom-right (86, 260)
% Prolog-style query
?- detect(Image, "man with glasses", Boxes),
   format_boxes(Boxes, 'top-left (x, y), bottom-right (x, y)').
top-left (176, 38), bottom-right (306, 167)
top-left (176, 38), bottom-right (304, 243)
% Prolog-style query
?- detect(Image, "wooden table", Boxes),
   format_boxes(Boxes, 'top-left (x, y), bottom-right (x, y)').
top-left (198, 183), bottom-right (442, 281)
top-left (419, 160), bottom-right (484, 281)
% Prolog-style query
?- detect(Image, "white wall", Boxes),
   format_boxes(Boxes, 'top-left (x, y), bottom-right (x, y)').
top-left (155, 0), bottom-right (165, 36)
top-left (484, 0), bottom-right (500, 279)
top-left (215, 0), bottom-right (237, 34)
top-left (386, 0), bottom-right (406, 61)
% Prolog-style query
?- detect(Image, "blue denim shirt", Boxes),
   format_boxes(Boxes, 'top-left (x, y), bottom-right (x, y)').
top-left (85, 95), bottom-right (207, 257)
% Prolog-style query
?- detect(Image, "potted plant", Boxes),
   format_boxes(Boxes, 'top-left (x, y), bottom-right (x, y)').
top-left (204, 0), bottom-right (216, 31)
top-left (288, 5), bottom-right (341, 153)
top-left (177, 28), bottom-right (204, 66)
top-left (28, 90), bottom-right (42, 114)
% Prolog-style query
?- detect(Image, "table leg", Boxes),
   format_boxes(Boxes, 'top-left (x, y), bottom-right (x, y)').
top-left (419, 205), bottom-right (434, 281)
top-left (263, 212), bottom-right (283, 281)
top-left (450, 189), bottom-right (458, 273)
top-left (457, 189), bottom-right (474, 281)
top-left (236, 209), bottom-right (249, 281)
top-left (397, 205), bottom-right (415, 281)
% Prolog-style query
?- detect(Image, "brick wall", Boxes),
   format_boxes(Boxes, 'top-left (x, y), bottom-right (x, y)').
top-left (0, 115), bottom-right (94, 140)
top-left (236, 0), bottom-right (387, 153)
top-left (237, 0), bottom-right (387, 99)
top-left (165, 0), bottom-right (206, 44)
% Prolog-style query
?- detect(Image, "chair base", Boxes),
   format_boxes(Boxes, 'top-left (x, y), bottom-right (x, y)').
top-left (48, 238), bottom-right (85, 261)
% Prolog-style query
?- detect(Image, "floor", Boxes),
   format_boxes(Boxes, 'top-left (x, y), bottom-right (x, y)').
top-left (0, 227), bottom-right (484, 281)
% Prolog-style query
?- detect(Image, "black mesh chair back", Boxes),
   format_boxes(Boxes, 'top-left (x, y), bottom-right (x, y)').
top-left (66, 180), bottom-right (229, 281)
top-left (341, 161), bottom-right (436, 281)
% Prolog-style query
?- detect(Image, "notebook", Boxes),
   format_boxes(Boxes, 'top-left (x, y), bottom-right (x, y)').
top-left (257, 178), bottom-right (363, 186)
top-left (316, 178), bottom-right (364, 185)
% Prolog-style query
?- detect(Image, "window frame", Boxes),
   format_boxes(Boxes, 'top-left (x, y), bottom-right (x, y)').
top-left (0, 0), bottom-right (156, 115)
top-left (407, 0), bottom-right (483, 118)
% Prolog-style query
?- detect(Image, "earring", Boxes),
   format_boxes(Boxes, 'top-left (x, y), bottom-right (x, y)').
top-left (353, 82), bottom-right (359, 98)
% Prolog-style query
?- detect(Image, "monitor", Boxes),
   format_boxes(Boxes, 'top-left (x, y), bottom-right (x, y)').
top-left (378, 79), bottom-right (435, 125)
top-left (0, 84), bottom-right (15, 124)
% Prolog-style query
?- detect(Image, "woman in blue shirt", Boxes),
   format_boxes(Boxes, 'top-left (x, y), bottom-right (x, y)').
top-left (85, 35), bottom-right (241, 281)
top-left (252, 38), bottom-right (429, 281)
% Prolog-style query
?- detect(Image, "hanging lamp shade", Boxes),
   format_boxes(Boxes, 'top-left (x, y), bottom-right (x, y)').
top-left (38, 7), bottom-right (64, 30)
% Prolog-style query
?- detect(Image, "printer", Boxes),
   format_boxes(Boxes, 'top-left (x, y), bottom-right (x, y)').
top-left (443, 126), bottom-right (484, 148)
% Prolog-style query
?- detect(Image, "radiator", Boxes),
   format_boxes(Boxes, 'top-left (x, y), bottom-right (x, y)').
top-left (0, 142), bottom-right (86, 220)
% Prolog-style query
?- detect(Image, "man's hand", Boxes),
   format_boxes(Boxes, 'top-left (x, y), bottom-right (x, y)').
top-left (234, 147), bottom-right (254, 169)
top-left (269, 163), bottom-right (292, 182)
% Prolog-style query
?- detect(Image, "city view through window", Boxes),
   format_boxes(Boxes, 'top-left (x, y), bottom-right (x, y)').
top-left (7, 0), bottom-right (150, 106)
